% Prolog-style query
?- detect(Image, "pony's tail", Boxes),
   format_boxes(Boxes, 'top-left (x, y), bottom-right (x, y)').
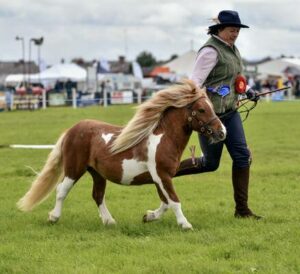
top-left (17, 132), bottom-right (66, 212)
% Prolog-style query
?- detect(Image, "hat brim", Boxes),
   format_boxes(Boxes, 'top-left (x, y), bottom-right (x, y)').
top-left (209, 23), bottom-right (249, 30)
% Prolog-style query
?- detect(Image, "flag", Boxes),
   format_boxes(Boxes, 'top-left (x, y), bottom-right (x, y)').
top-left (97, 58), bottom-right (110, 73)
top-left (132, 61), bottom-right (143, 79)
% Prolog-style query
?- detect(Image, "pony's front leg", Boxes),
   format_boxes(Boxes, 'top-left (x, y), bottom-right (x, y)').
top-left (143, 202), bottom-right (169, 222)
top-left (143, 184), bottom-right (169, 222)
top-left (152, 173), bottom-right (193, 230)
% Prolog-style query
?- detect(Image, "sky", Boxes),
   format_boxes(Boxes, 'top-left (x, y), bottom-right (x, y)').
top-left (0, 0), bottom-right (300, 66)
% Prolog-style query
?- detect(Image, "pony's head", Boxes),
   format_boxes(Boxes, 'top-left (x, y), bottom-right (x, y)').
top-left (186, 91), bottom-right (226, 143)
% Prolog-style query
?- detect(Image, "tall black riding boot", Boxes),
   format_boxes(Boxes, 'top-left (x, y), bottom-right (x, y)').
top-left (232, 166), bottom-right (262, 219)
top-left (174, 158), bottom-right (203, 177)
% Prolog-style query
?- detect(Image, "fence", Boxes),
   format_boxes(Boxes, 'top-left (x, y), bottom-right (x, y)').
top-left (1, 88), bottom-right (148, 111)
top-left (1, 87), bottom-right (299, 112)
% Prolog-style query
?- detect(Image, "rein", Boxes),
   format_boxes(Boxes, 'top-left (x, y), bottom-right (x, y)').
top-left (219, 86), bottom-right (290, 122)
top-left (218, 99), bottom-right (257, 122)
top-left (187, 96), bottom-right (219, 135)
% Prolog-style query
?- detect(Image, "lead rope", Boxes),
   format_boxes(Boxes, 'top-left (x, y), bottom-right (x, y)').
top-left (218, 99), bottom-right (257, 122)
top-left (237, 99), bottom-right (257, 122)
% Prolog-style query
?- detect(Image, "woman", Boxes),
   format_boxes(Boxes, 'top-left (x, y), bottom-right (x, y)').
top-left (176, 10), bottom-right (261, 219)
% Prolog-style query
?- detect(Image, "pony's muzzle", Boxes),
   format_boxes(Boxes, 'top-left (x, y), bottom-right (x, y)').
top-left (210, 126), bottom-right (226, 143)
top-left (217, 125), bottom-right (227, 141)
top-left (219, 131), bottom-right (225, 140)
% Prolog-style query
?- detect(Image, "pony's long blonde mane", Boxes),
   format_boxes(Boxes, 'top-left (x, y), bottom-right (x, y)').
top-left (110, 80), bottom-right (205, 154)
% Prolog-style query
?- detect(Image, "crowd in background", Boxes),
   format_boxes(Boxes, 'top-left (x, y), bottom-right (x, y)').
top-left (247, 75), bottom-right (300, 98)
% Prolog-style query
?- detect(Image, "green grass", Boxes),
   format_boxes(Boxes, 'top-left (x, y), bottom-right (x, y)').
top-left (0, 102), bottom-right (300, 274)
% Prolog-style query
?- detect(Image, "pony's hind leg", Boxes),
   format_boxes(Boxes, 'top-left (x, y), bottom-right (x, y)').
top-left (88, 168), bottom-right (116, 226)
top-left (143, 184), bottom-right (169, 222)
top-left (48, 177), bottom-right (75, 223)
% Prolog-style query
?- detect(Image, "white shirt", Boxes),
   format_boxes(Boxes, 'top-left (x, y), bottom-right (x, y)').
top-left (190, 47), bottom-right (218, 88)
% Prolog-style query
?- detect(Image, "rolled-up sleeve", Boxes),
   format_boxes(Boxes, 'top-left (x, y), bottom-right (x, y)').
top-left (191, 47), bottom-right (218, 88)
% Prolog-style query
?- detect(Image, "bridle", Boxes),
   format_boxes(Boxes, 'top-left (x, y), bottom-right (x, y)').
top-left (187, 96), bottom-right (219, 135)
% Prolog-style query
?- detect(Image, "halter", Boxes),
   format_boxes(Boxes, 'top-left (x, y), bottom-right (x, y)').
top-left (187, 96), bottom-right (219, 135)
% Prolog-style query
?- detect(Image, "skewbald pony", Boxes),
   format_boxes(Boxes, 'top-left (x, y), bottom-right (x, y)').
top-left (110, 80), bottom-right (205, 154)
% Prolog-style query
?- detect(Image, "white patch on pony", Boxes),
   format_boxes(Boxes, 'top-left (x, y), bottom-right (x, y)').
top-left (147, 133), bottom-right (162, 176)
top-left (121, 159), bottom-right (147, 185)
top-left (120, 133), bottom-right (163, 185)
top-left (101, 133), bottom-right (114, 144)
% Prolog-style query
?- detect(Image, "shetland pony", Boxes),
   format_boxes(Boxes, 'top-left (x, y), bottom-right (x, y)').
top-left (17, 80), bottom-right (226, 229)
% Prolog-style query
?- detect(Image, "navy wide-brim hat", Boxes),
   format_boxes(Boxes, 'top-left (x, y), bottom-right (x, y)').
top-left (208, 10), bottom-right (249, 31)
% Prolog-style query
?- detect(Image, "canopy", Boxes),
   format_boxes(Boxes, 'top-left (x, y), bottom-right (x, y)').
top-left (257, 58), bottom-right (300, 77)
top-left (5, 74), bottom-right (26, 83)
top-left (164, 50), bottom-right (197, 78)
top-left (36, 63), bottom-right (87, 81)
top-left (5, 63), bottom-right (87, 84)
top-left (149, 66), bottom-right (170, 77)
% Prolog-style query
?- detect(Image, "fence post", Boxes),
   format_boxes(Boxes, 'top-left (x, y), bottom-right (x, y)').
top-left (10, 92), bottom-right (14, 110)
top-left (137, 88), bottom-right (142, 104)
top-left (42, 89), bottom-right (46, 109)
top-left (103, 87), bottom-right (107, 107)
top-left (72, 88), bottom-right (77, 109)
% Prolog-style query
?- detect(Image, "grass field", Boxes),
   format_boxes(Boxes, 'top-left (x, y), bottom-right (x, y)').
top-left (0, 102), bottom-right (300, 273)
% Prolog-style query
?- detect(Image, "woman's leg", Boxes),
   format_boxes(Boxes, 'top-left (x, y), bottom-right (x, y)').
top-left (224, 112), bottom-right (261, 218)
top-left (175, 133), bottom-right (224, 176)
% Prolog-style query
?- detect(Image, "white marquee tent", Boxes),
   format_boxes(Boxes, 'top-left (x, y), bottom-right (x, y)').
top-left (256, 58), bottom-right (300, 77)
top-left (164, 50), bottom-right (197, 78)
top-left (5, 63), bottom-right (87, 84)
top-left (37, 63), bottom-right (87, 81)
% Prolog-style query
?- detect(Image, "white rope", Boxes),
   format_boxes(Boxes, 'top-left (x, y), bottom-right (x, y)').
top-left (9, 144), bottom-right (55, 149)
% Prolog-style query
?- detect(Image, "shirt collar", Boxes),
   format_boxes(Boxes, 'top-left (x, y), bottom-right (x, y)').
top-left (212, 35), bottom-right (233, 48)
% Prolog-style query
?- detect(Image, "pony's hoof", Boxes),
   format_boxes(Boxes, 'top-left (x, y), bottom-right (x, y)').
top-left (142, 214), bottom-right (149, 223)
top-left (180, 222), bottom-right (193, 230)
top-left (143, 210), bottom-right (156, 223)
top-left (103, 218), bottom-right (116, 226)
top-left (48, 212), bottom-right (59, 223)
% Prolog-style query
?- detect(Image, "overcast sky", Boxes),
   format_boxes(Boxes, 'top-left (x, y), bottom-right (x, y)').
top-left (1, 0), bottom-right (299, 66)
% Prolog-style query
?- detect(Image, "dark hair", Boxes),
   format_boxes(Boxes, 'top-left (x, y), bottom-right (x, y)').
top-left (207, 26), bottom-right (225, 35)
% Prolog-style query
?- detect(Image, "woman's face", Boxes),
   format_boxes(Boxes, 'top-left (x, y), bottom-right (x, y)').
top-left (218, 27), bottom-right (240, 46)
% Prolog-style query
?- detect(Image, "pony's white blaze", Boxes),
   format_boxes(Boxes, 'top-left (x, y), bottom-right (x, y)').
top-left (221, 123), bottom-right (227, 137)
top-left (101, 133), bottom-right (114, 144)
top-left (121, 159), bottom-right (147, 184)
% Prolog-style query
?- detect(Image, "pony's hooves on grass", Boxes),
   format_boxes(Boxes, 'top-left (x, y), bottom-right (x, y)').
top-left (48, 216), bottom-right (59, 224)
top-left (103, 219), bottom-right (117, 226)
top-left (142, 214), bottom-right (149, 223)
top-left (143, 210), bottom-right (156, 223)
top-left (180, 222), bottom-right (193, 230)
top-left (48, 214), bottom-right (59, 223)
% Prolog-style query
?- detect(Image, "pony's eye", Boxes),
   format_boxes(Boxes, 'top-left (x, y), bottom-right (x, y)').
top-left (198, 108), bottom-right (205, 113)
